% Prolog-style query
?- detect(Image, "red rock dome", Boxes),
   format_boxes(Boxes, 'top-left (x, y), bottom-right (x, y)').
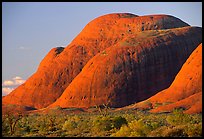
top-left (2, 13), bottom-right (201, 109)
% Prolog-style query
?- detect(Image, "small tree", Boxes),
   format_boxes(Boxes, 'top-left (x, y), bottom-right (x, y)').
top-left (5, 112), bottom-right (23, 135)
top-left (95, 100), bottom-right (111, 116)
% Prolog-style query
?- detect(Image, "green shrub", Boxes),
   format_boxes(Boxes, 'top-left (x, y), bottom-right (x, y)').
top-left (122, 113), bottom-right (137, 123)
top-left (2, 118), bottom-right (10, 136)
top-left (129, 119), bottom-right (151, 136)
top-left (112, 116), bottom-right (128, 129)
top-left (185, 123), bottom-right (202, 137)
top-left (166, 110), bottom-right (192, 126)
top-left (162, 125), bottom-right (188, 137)
top-left (17, 116), bottom-right (31, 134)
top-left (62, 121), bottom-right (77, 130)
top-left (2, 109), bottom-right (202, 137)
top-left (90, 115), bottom-right (127, 137)
top-left (149, 126), bottom-right (169, 137)
top-left (188, 114), bottom-right (202, 124)
top-left (111, 119), bottom-right (151, 137)
top-left (146, 121), bottom-right (162, 130)
top-left (111, 125), bottom-right (131, 137)
top-left (92, 116), bottom-right (113, 131)
top-left (30, 115), bottom-right (57, 134)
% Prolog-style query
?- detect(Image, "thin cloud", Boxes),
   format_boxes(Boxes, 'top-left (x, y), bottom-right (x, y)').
top-left (2, 76), bottom-right (26, 96)
top-left (12, 76), bottom-right (25, 84)
top-left (2, 76), bottom-right (25, 87)
top-left (13, 76), bottom-right (22, 80)
top-left (15, 79), bottom-right (25, 85)
top-left (2, 80), bottom-right (14, 86)
top-left (2, 87), bottom-right (14, 96)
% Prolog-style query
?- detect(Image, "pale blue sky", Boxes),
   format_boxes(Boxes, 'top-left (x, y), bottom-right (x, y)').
top-left (2, 2), bottom-right (202, 95)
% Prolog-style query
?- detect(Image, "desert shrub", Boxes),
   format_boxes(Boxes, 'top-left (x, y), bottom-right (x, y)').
top-left (77, 119), bottom-right (93, 137)
top-left (149, 126), bottom-right (169, 137)
top-left (188, 114), bottom-right (202, 124)
top-left (46, 114), bottom-right (57, 131)
top-left (122, 113), bottom-right (137, 123)
top-left (111, 116), bottom-right (128, 129)
top-left (17, 116), bottom-right (32, 135)
top-left (54, 114), bottom-right (67, 130)
top-left (28, 114), bottom-right (57, 135)
top-left (2, 113), bottom-right (23, 136)
top-left (18, 116), bottom-right (32, 134)
top-left (92, 116), bottom-right (113, 132)
top-left (185, 123), bottom-right (202, 137)
top-left (145, 120), bottom-right (162, 130)
top-left (143, 113), bottom-right (167, 130)
top-left (166, 110), bottom-right (192, 126)
top-left (90, 115), bottom-right (127, 137)
top-left (111, 119), bottom-right (151, 137)
top-left (62, 120), bottom-right (77, 131)
top-left (2, 109), bottom-right (202, 137)
top-left (61, 115), bottom-right (94, 137)
top-left (129, 119), bottom-right (151, 136)
top-left (62, 115), bottom-right (82, 131)
top-left (111, 125), bottom-right (131, 137)
top-left (162, 125), bottom-right (188, 137)
top-left (2, 117), bottom-right (10, 136)
top-left (92, 115), bottom-right (127, 131)
top-left (36, 116), bottom-right (48, 134)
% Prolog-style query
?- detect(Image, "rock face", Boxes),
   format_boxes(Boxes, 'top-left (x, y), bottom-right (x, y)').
top-left (148, 43), bottom-right (202, 114)
top-left (50, 27), bottom-right (202, 108)
top-left (2, 13), bottom-right (202, 109)
top-left (126, 44), bottom-right (202, 114)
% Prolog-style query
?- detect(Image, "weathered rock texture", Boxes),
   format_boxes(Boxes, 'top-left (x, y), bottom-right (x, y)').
top-left (50, 27), bottom-right (202, 108)
top-left (126, 44), bottom-right (202, 114)
top-left (2, 13), bottom-right (202, 109)
top-left (148, 43), bottom-right (202, 114)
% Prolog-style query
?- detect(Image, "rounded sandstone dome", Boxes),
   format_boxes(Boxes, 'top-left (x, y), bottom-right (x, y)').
top-left (2, 13), bottom-right (200, 110)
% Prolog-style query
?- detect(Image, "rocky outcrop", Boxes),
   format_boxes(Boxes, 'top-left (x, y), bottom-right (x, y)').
top-left (2, 13), bottom-right (202, 109)
top-left (127, 44), bottom-right (202, 114)
top-left (50, 27), bottom-right (202, 108)
top-left (148, 43), bottom-right (202, 113)
top-left (150, 92), bottom-right (202, 114)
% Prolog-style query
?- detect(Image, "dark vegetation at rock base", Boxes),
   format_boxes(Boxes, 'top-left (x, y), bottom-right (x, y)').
top-left (2, 108), bottom-right (202, 137)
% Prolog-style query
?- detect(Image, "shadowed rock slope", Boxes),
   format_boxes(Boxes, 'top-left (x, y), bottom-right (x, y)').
top-left (2, 13), bottom-right (202, 109)
top-left (50, 27), bottom-right (202, 108)
top-left (125, 43), bottom-right (202, 114)
top-left (149, 43), bottom-right (202, 114)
